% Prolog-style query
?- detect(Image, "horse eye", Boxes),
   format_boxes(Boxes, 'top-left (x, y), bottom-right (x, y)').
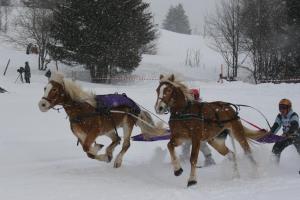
top-left (44, 87), bottom-right (46, 91)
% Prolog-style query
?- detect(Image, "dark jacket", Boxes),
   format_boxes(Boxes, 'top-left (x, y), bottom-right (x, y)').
top-left (24, 63), bottom-right (31, 77)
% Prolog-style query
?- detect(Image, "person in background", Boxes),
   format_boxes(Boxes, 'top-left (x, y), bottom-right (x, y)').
top-left (24, 61), bottom-right (31, 83)
top-left (45, 69), bottom-right (51, 79)
top-left (268, 99), bottom-right (300, 164)
top-left (180, 88), bottom-right (216, 167)
top-left (217, 73), bottom-right (223, 83)
top-left (16, 67), bottom-right (25, 83)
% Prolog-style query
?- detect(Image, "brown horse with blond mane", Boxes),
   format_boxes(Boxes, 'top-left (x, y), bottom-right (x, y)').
top-left (38, 71), bottom-right (165, 168)
top-left (155, 74), bottom-right (266, 187)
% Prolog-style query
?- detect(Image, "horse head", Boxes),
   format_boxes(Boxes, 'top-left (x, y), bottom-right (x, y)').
top-left (155, 74), bottom-right (192, 114)
top-left (38, 71), bottom-right (67, 112)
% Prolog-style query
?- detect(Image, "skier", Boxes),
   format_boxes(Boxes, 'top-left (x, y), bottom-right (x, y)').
top-left (268, 99), bottom-right (300, 164)
top-left (180, 88), bottom-right (216, 167)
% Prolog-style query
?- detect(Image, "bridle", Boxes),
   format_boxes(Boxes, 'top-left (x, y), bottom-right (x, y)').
top-left (157, 82), bottom-right (178, 113)
top-left (42, 81), bottom-right (70, 110)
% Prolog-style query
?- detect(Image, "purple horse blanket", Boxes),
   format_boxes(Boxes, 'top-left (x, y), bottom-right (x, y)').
top-left (95, 94), bottom-right (140, 115)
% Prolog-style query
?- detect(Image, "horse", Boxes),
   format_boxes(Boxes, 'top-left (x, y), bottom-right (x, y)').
top-left (38, 71), bottom-right (165, 168)
top-left (154, 74), bottom-right (266, 187)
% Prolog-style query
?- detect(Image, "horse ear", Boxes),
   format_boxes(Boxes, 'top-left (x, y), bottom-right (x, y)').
top-left (169, 74), bottom-right (175, 82)
top-left (159, 74), bottom-right (164, 80)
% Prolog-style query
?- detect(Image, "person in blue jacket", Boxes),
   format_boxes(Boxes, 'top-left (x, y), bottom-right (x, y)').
top-left (268, 99), bottom-right (300, 164)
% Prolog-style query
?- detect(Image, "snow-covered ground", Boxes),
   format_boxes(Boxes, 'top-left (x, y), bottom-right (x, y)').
top-left (0, 28), bottom-right (300, 199)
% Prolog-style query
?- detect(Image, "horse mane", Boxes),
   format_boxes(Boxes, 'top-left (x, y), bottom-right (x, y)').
top-left (50, 71), bottom-right (96, 107)
top-left (160, 74), bottom-right (194, 101)
top-left (63, 79), bottom-right (96, 107)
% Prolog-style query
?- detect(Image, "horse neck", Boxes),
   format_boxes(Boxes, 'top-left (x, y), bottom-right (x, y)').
top-left (170, 88), bottom-right (188, 113)
top-left (62, 94), bottom-right (95, 118)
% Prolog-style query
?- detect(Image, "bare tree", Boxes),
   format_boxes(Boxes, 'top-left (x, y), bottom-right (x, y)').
top-left (5, 7), bottom-right (53, 70)
top-left (240, 0), bottom-right (287, 83)
top-left (205, 0), bottom-right (242, 79)
top-left (0, 0), bottom-right (11, 33)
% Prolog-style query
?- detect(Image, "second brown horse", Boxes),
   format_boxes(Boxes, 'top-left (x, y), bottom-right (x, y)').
top-left (155, 74), bottom-right (266, 187)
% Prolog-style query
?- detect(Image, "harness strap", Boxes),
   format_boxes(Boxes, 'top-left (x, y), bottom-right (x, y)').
top-left (170, 101), bottom-right (240, 125)
top-left (110, 115), bottom-right (119, 137)
top-left (70, 112), bottom-right (100, 123)
top-left (214, 111), bottom-right (223, 128)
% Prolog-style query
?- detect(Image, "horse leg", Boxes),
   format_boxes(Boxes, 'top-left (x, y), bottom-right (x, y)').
top-left (231, 122), bottom-right (257, 166)
top-left (208, 138), bottom-right (234, 159)
top-left (82, 131), bottom-right (100, 159)
top-left (208, 136), bottom-right (240, 178)
top-left (187, 139), bottom-right (201, 187)
top-left (100, 130), bottom-right (121, 162)
top-left (74, 131), bottom-right (101, 159)
top-left (113, 122), bottom-right (133, 168)
top-left (167, 137), bottom-right (183, 176)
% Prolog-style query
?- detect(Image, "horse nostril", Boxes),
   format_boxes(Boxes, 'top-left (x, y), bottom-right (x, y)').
top-left (42, 103), bottom-right (46, 107)
top-left (159, 106), bottom-right (163, 111)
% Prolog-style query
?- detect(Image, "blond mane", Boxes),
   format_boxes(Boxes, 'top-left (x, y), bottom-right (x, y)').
top-left (49, 71), bottom-right (96, 107)
top-left (63, 79), bottom-right (96, 107)
top-left (160, 74), bottom-right (194, 101)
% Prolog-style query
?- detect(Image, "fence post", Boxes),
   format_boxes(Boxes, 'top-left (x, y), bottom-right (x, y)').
top-left (3, 58), bottom-right (10, 76)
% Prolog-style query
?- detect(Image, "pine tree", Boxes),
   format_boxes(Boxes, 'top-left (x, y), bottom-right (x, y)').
top-left (48, 0), bottom-right (156, 83)
top-left (162, 4), bottom-right (191, 34)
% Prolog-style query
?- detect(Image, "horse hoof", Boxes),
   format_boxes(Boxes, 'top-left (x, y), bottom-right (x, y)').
top-left (107, 155), bottom-right (113, 163)
top-left (174, 168), bottom-right (183, 176)
top-left (114, 162), bottom-right (121, 168)
top-left (187, 180), bottom-right (197, 187)
top-left (87, 153), bottom-right (95, 159)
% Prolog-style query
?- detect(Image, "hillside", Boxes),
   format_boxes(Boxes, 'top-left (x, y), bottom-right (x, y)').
top-left (1, 28), bottom-right (223, 82)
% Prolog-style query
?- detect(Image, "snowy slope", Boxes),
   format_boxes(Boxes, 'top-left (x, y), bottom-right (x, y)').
top-left (134, 29), bottom-right (223, 81)
top-left (0, 23), bottom-right (300, 200)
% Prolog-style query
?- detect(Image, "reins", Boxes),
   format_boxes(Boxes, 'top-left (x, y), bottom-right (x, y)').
top-left (166, 96), bottom-right (270, 130)
top-left (235, 104), bottom-right (271, 129)
top-left (52, 103), bottom-right (163, 134)
top-left (135, 102), bottom-right (169, 125)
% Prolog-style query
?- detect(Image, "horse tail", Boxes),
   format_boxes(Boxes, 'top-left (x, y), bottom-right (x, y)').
top-left (243, 125), bottom-right (268, 140)
top-left (215, 126), bottom-right (267, 142)
top-left (136, 110), bottom-right (167, 139)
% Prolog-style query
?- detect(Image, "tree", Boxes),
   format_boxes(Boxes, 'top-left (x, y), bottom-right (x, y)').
top-left (48, 0), bottom-right (157, 83)
top-left (0, 0), bottom-right (11, 32)
top-left (285, 0), bottom-right (300, 78)
top-left (206, 0), bottom-right (242, 79)
top-left (240, 0), bottom-right (287, 82)
top-left (162, 4), bottom-right (191, 34)
top-left (21, 0), bottom-right (64, 9)
top-left (5, 7), bottom-right (53, 70)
